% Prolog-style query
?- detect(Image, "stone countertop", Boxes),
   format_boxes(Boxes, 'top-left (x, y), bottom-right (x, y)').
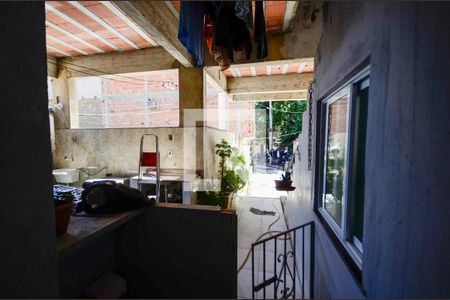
top-left (56, 208), bottom-right (146, 259)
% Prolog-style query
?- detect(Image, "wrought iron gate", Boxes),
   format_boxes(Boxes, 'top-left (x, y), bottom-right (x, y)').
top-left (251, 222), bottom-right (315, 299)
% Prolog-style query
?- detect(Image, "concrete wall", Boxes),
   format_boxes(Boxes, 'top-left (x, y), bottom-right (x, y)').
top-left (58, 232), bottom-right (116, 298)
top-left (0, 3), bottom-right (59, 297)
top-left (117, 206), bottom-right (237, 298)
top-left (54, 127), bottom-right (201, 177)
top-left (287, 2), bottom-right (450, 298)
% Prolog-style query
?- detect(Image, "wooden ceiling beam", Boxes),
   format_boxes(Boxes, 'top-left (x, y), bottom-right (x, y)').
top-left (47, 56), bottom-right (58, 78)
top-left (58, 47), bottom-right (177, 78)
top-left (227, 73), bottom-right (313, 95)
top-left (114, 1), bottom-right (194, 67)
top-left (282, 1), bottom-right (299, 32)
top-left (204, 66), bottom-right (227, 92)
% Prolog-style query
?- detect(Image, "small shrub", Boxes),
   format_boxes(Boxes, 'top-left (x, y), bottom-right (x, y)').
top-left (197, 191), bottom-right (228, 209)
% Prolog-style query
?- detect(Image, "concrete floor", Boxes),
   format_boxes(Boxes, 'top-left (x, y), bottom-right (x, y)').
top-left (235, 168), bottom-right (297, 299)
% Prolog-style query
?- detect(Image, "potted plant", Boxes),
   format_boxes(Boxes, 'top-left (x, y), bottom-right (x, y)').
top-left (54, 192), bottom-right (74, 235)
top-left (196, 190), bottom-right (228, 209)
top-left (275, 171), bottom-right (295, 191)
top-left (215, 139), bottom-right (232, 184)
top-left (217, 140), bottom-right (249, 207)
top-left (222, 169), bottom-right (244, 194)
top-left (196, 140), bottom-right (249, 210)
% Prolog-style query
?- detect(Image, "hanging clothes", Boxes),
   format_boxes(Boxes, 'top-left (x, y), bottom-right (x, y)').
top-left (235, 1), bottom-right (253, 32)
top-left (208, 1), bottom-right (252, 64)
top-left (178, 1), bottom-right (207, 67)
top-left (205, 17), bottom-right (230, 71)
top-left (254, 1), bottom-right (268, 60)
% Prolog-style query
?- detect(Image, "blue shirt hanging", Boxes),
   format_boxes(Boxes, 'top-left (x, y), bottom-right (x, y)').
top-left (178, 1), bottom-right (207, 68)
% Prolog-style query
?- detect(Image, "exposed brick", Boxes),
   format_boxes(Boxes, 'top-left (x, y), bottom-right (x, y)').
top-left (77, 70), bottom-right (179, 128)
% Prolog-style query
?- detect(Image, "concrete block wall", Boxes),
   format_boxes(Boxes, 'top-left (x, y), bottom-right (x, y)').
top-left (286, 2), bottom-right (450, 298)
top-left (54, 127), bottom-right (197, 176)
top-left (116, 207), bottom-right (237, 298)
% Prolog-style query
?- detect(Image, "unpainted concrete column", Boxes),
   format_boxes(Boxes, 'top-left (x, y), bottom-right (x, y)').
top-left (178, 66), bottom-right (204, 127)
top-left (51, 68), bottom-right (72, 129)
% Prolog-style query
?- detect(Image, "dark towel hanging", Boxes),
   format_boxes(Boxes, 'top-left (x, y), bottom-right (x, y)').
top-left (254, 1), bottom-right (268, 60)
top-left (205, 16), bottom-right (230, 71)
top-left (235, 1), bottom-right (253, 32)
top-left (209, 1), bottom-right (252, 64)
top-left (178, 1), bottom-right (207, 67)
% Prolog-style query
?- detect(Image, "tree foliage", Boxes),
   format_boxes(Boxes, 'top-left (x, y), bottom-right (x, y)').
top-left (255, 101), bottom-right (307, 152)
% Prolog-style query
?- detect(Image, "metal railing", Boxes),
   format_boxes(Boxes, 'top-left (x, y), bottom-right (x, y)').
top-left (251, 221), bottom-right (315, 299)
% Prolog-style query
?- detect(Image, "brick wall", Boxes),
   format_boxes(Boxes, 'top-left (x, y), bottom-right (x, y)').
top-left (328, 97), bottom-right (348, 133)
top-left (77, 70), bottom-right (179, 128)
top-left (205, 77), bottom-right (255, 137)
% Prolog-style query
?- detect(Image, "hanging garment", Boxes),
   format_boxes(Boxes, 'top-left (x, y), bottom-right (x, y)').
top-left (235, 1), bottom-right (253, 32)
top-left (205, 19), bottom-right (230, 71)
top-left (254, 1), bottom-right (268, 60)
top-left (209, 1), bottom-right (252, 64)
top-left (178, 1), bottom-right (207, 67)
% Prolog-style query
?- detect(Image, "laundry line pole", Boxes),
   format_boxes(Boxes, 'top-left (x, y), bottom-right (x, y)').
top-left (269, 100), bottom-right (273, 153)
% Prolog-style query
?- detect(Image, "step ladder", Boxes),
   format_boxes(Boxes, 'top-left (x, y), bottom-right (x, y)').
top-left (138, 134), bottom-right (160, 202)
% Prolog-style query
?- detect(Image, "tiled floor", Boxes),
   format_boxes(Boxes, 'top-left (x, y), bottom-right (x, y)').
top-left (235, 168), bottom-right (297, 299)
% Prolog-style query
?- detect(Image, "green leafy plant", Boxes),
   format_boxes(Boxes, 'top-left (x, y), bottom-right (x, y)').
top-left (281, 171), bottom-right (292, 181)
top-left (197, 191), bottom-right (228, 209)
top-left (255, 100), bottom-right (307, 151)
top-left (230, 149), bottom-right (249, 188)
top-left (196, 140), bottom-right (250, 209)
top-left (222, 169), bottom-right (245, 193)
top-left (215, 139), bottom-right (232, 179)
top-left (215, 140), bottom-right (249, 193)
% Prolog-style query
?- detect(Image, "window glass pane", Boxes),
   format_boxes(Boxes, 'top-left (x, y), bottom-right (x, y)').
top-left (349, 79), bottom-right (369, 249)
top-left (324, 90), bottom-right (349, 226)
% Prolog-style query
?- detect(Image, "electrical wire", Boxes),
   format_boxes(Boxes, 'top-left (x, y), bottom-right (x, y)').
top-left (78, 166), bottom-right (108, 177)
top-left (47, 60), bottom-right (178, 88)
top-left (50, 60), bottom-right (178, 85)
top-left (250, 131), bottom-right (302, 141)
top-left (237, 198), bottom-right (291, 273)
top-left (236, 195), bottom-right (307, 295)
top-left (78, 109), bottom-right (178, 116)
top-left (257, 104), bottom-right (306, 114)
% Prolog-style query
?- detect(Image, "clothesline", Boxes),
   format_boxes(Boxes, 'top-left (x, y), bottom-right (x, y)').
top-left (48, 61), bottom-right (178, 88)
top-left (257, 104), bottom-right (306, 114)
top-left (178, 1), bottom-right (268, 70)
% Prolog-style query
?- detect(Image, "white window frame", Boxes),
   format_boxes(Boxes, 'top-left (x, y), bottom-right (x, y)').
top-left (319, 66), bottom-right (370, 269)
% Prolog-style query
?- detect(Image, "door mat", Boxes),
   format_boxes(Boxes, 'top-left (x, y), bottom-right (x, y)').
top-left (249, 207), bottom-right (276, 216)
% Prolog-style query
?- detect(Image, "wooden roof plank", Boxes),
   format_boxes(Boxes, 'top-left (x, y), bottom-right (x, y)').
top-left (114, 1), bottom-right (194, 67)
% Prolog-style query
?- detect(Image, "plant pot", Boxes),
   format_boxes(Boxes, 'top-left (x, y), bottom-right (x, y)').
top-left (225, 192), bottom-right (234, 209)
top-left (274, 180), bottom-right (293, 189)
top-left (55, 202), bottom-right (73, 235)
